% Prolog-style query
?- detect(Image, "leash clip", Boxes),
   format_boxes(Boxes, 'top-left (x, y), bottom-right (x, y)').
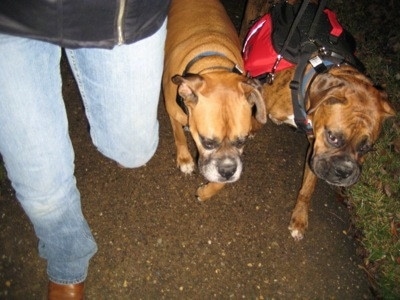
top-left (266, 73), bottom-right (275, 84)
top-left (318, 45), bottom-right (329, 56)
top-left (309, 55), bottom-right (328, 73)
top-left (272, 54), bottom-right (283, 73)
top-left (233, 64), bottom-right (244, 75)
top-left (266, 54), bottom-right (284, 84)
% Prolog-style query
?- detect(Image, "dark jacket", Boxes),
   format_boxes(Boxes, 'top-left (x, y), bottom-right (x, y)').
top-left (0, 0), bottom-right (170, 49)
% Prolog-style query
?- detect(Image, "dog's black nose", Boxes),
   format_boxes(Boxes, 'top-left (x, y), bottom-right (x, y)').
top-left (219, 163), bottom-right (237, 179)
top-left (334, 168), bottom-right (352, 179)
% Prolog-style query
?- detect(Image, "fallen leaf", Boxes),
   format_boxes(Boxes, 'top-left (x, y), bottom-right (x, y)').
top-left (392, 137), bottom-right (400, 153)
top-left (384, 184), bottom-right (392, 197)
top-left (390, 219), bottom-right (399, 239)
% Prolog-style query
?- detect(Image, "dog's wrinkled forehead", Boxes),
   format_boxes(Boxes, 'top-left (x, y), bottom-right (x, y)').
top-left (188, 75), bottom-right (253, 139)
top-left (313, 102), bottom-right (377, 146)
top-left (314, 90), bottom-right (387, 140)
top-left (309, 67), bottom-right (395, 138)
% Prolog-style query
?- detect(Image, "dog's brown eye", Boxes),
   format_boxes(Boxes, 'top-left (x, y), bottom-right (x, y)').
top-left (328, 132), bottom-right (337, 143)
top-left (326, 130), bottom-right (343, 148)
top-left (200, 136), bottom-right (219, 150)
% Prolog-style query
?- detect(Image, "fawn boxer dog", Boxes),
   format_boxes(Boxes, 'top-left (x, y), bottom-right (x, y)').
top-left (242, 0), bottom-right (396, 240)
top-left (163, 0), bottom-right (266, 201)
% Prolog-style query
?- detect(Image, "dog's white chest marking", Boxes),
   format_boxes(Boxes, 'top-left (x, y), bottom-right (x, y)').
top-left (273, 114), bottom-right (313, 129)
top-left (269, 113), bottom-right (297, 127)
top-left (284, 114), bottom-right (297, 127)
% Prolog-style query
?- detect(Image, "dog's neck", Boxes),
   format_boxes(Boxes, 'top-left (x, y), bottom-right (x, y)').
top-left (183, 51), bottom-right (243, 76)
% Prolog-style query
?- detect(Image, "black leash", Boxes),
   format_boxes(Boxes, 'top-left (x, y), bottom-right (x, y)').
top-left (289, 0), bottom-right (330, 135)
top-left (308, 0), bottom-right (328, 39)
top-left (266, 0), bottom-right (310, 84)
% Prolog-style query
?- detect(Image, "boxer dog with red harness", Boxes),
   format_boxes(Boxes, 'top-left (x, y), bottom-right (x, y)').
top-left (242, 0), bottom-right (396, 240)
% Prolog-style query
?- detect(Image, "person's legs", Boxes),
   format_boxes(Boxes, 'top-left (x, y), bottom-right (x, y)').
top-left (0, 34), bottom-right (97, 285)
top-left (65, 19), bottom-right (167, 168)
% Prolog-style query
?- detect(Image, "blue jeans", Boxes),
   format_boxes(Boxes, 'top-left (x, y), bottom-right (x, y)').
top-left (0, 19), bottom-right (167, 284)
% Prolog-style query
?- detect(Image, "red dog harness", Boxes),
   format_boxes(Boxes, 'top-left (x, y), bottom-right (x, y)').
top-left (242, 0), bottom-right (362, 134)
top-left (242, 3), bottom-right (353, 78)
top-left (243, 13), bottom-right (295, 77)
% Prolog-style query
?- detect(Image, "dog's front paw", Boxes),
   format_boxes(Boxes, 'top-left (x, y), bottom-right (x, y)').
top-left (196, 182), bottom-right (225, 201)
top-left (177, 154), bottom-right (195, 174)
top-left (179, 161), bottom-right (195, 174)
top-left (288, 226), bottom-right (305, 241)
top-left (288, 207), bottom-right (308, 241)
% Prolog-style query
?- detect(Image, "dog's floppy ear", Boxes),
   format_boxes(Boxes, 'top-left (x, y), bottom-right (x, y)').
top-left (241, 78), bottom-right (267, 124)
top-left (377, 89), bottom-right (396, 119)
top-left (172, 74), bottom-right (204, 104)
top-left (307, 73), bottom-right (347, 114)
